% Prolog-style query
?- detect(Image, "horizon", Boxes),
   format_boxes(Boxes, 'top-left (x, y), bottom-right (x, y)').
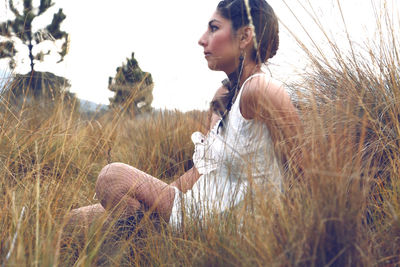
top-left (0, 0), bottom-right (397, 111)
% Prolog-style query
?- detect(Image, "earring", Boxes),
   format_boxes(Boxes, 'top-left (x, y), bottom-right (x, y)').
top-left (238, 51), bottom-right (245, 75)
top-left (239, 50), bottom-right (245, 62)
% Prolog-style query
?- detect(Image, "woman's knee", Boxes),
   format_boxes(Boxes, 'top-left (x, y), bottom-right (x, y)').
top-left (95, 162), bottom-right (141, 213)
top-left (96, 162), bottom-right (134, 190)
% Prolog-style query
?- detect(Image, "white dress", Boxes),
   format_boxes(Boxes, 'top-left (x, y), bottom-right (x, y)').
top-left (169, 73), bottom-right (283, 228)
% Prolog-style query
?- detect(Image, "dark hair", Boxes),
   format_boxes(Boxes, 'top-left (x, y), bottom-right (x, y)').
top-left (218, 0), bottom-right (279, 63)
top-left (211, 0), bottom-right (279, 131)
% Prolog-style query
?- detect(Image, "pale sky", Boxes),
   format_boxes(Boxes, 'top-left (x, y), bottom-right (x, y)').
top-left (0, 0), bottom-right (397, 111)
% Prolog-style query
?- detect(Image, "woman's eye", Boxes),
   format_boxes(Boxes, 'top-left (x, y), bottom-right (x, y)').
top-left (210, 25), bottom-right (218, 32)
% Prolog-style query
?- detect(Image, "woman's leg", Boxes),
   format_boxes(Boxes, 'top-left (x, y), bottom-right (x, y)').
top-left (95, 162), bottom-right (176, 222)
top-left (66, 163), bottom-right (198, 231)
top-left (66, 203), bottom-right (105, 225)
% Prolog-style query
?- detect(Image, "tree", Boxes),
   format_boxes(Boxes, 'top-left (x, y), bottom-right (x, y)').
top-left (108, 52), bottom-right (154, 115)
top-left (0, 0), bottom-right (72, 102)
top-left (0, 0), bottom-right (68, 71)
top-left (10, 71), bottom-right (74, 100)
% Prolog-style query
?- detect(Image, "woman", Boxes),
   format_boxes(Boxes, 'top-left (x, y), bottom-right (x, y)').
top-left (72, 0), bottom-right (301, 229)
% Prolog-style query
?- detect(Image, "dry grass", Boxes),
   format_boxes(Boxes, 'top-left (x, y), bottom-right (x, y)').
top-left (1, 2), bottom-right (400, 266)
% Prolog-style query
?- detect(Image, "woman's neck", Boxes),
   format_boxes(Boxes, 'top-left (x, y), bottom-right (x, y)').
top-left (239, 61), bottom-right (262, 86)
top-left (226, 61), bottom-right (262, 90)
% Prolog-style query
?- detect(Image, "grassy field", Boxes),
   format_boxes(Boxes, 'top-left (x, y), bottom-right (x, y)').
top-left (1, 4), bottom-right (400, 267)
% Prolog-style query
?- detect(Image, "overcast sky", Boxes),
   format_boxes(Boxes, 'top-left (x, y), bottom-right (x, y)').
top-left (0, 0), bottom-right (397, 111)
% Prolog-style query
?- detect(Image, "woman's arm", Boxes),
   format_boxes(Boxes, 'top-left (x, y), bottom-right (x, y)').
top-left (169, 166), bottom-right (200, 193)
top-left (171, 84), bottom-right (229, 192)
top-left (240, 77), bottom-right (303, 174)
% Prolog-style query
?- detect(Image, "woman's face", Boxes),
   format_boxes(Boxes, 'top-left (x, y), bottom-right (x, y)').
top-left (198, 11), bottom-right (241, 74)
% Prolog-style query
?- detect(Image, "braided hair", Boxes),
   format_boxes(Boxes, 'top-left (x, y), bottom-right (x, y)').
top-left (214, 55), bottom-right (245, 133)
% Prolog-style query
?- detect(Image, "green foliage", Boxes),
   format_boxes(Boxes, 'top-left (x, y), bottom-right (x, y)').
top-left (108, 52), bottom-right (154, 115)
top-left (0, 0), bottom-right (73, 103)
top-left (0, 0), bottom-right (69, 71)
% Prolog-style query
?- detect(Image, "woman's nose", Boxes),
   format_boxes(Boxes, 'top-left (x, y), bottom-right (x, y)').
top-left (198, 31), bottom-right (207, 47)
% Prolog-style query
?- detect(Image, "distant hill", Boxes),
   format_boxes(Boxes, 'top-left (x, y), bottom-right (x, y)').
top-left (79, 99), bottom-right (108, 113)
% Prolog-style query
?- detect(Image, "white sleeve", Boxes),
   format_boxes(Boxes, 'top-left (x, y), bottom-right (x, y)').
top-left (191, 132), bottom-right (218, 175)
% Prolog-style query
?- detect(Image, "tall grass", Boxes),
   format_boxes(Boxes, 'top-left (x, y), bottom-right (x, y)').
top-left (1, 1), bottom-right (400, 266)
top-left (0, 78), bottom-right (208, 265)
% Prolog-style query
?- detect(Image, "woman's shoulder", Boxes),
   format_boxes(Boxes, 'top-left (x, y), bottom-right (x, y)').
top-left (240, 74), bottom-right (292, 120)
top-left (243, 74), bottom-right (285, 96)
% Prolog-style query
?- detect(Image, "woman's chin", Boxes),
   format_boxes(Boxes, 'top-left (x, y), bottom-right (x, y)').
top-left (207, 62), bottom-right (221, 72)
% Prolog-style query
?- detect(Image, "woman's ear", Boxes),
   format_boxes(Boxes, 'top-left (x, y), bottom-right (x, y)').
top-left (239, 26), bottom-right (254, 50)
